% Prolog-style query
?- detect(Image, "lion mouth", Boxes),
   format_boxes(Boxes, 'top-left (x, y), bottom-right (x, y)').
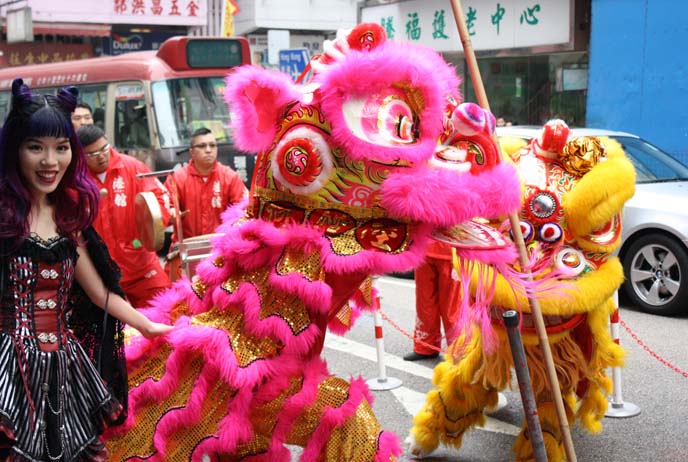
top-left (490, 306), bottom-right (586, 333)
top-left (432, 221), bottom-right (510, 250)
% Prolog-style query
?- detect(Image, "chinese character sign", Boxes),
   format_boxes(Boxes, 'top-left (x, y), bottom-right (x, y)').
top-left (28, 0), bottom-right (207, 26)
top-left (0, 43), bottom-right (94, 68)
top-left (361, 0), bottom-right (571, 53)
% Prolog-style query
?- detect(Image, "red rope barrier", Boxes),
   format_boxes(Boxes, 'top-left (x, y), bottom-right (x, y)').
top-left (378, 309), bottom-right (447, 354)
top-left (620, 319), bottom-right (688, 378)
top-left (378, 309), bottom-right (687, 378)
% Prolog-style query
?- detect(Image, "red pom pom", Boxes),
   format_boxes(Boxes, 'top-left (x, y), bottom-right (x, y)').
top-left (538, 119), bottom-right (570, 154)
top-left (347, 23), bottom-right (386, 52)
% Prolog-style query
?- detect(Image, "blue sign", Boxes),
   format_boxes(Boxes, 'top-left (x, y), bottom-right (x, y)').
top-left (278, 48), bottom-right (311, 81)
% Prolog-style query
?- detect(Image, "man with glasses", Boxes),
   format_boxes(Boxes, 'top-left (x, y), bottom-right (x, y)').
top-left (164, 127), bottom-right (247, 250)
top-left (77, 124), bottom-right (172, 307)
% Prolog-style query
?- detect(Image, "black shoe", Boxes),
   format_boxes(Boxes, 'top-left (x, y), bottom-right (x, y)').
top-left (403, 351), bottom-right (439, 361)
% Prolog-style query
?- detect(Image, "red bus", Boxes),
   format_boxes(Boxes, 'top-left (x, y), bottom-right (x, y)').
top-left (0, 36), bottom-right (253, 183)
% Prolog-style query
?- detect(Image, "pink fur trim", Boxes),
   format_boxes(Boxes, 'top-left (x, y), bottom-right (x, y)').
top-left (225, 65), bottom-right (302, 153)
top-left (380, 162), bottom-right (522, 227)
top-left (375, 431), bottom-right (403, 462)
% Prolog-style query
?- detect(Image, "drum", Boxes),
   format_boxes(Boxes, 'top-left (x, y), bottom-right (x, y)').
top-left (166, 233), bottom-right (222, 281)
top-left (135, 191), bottom-right (165, 252)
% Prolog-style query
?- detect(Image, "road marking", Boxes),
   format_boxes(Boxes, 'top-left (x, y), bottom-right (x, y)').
top-left (325, 333), bottom-right (433, 379)
top-left (375, 276), bottom-right (416, 289)
top-left (392, 386), bottom-right (521, 436)
top-left (324, 334), bottom-right (520, 436)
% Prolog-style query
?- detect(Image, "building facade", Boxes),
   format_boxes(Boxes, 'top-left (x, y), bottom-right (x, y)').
top-left (360, 0), bottom-right (590, 127)
top-left (360, 0), bottom-right (687, 157)
top-left (0, 0), bottom-right (206, 66)
top-left (587, 0), bottom-right (688, 157)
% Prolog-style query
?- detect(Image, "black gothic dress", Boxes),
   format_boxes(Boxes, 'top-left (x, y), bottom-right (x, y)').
top-left (0, 230), bottom-right (127, 462)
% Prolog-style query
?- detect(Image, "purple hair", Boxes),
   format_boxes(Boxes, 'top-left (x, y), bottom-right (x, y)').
top-left (0, 78), bottom-right (99, 247)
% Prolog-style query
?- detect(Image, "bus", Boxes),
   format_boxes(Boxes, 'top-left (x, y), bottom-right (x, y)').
top-left (0, 36), bottom-right (254, 184)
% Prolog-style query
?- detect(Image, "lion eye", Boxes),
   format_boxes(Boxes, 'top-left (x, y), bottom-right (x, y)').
top-left (342, 88), bottom-right (419, 146)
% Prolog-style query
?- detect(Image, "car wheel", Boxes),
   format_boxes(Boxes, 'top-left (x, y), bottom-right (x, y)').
top-left (621, 233), bottom-right (688, 315)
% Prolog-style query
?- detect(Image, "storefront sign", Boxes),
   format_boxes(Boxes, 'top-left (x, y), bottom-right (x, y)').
top-left (0, 42), bottom-right (94, 68)
top-left (19, 0), bottom-right (207, 26)
top-left (361, 0), bottom-right (571, 52)
top-left (103, 30), bottom-right (181, 55)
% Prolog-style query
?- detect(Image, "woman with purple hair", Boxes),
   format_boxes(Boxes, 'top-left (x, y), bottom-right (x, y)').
top-left (0, 78), bottom-right (171, 461)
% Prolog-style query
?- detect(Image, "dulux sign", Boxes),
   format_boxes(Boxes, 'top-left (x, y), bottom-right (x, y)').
top-left (103, 31), bottom-right (179, 56)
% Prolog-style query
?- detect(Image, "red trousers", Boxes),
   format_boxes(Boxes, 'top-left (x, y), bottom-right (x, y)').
top-left (412, 256), bottom-right (461, 355)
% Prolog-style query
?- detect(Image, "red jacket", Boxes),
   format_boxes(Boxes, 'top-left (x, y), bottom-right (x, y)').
top-left (89, 148), bottom-right (171, 286)
top-left (425, 241), bottom-right (455, 261)
top-left (165, 160), bottom-right (247, 244)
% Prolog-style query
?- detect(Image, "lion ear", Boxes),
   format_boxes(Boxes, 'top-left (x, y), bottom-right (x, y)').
top-left (225, 66), bottom-right (302, 153)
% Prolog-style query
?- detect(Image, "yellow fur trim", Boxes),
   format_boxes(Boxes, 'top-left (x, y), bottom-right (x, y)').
top-left (563, 138), bottom-right (636, 242)
top-left (486, 257), bottom-right (624, 315)
top-left (498, 135), bottom-right (529, 162)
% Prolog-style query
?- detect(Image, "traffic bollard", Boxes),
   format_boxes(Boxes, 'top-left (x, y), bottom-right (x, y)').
top-left (366, 296), bottom-right (402, 391)
top-left (605, 291), bottom-right (641, 418)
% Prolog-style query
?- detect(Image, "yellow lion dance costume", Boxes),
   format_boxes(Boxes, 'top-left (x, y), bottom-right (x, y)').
top-left (408, 120), bottom-right (636, 461)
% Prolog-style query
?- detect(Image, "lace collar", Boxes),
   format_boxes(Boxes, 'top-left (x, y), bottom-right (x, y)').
top-left (28, 232), bottom-right (66, 248)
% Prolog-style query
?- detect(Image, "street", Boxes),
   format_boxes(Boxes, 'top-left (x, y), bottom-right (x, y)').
top-left (314, 275), bottom-right (688, 461)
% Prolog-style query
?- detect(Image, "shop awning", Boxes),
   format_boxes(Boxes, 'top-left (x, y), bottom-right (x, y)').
top-left (2, 22), bottom-right (112, 37)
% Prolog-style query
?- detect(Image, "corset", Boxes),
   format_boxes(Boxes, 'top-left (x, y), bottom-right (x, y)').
top-left (1, 246), bottom-right (74, 353)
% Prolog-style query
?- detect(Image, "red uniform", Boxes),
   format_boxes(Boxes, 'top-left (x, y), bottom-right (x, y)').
top-left (89, 148), bottom-right (171, 307)
top-left (165, 159), bottom-right (247, 244)
top-left (412, 242), bottom-right (461, 355)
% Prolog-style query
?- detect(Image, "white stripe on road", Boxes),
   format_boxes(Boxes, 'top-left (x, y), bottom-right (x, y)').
top-left (392, 386), bottom-right (521, 436)
top-left (324, 334), bottom-right (521, 436)
top-left (325, 333), bottom-right (434, 379)
top-left (375, 276), bottom-right (416, 289)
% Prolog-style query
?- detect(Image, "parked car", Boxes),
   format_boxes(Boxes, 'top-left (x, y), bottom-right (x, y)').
top-left (497, 126), bottom-right (688, 315)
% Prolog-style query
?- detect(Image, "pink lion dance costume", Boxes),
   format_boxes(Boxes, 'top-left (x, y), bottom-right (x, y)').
top-left (105, 24), bottom-right (521, 462)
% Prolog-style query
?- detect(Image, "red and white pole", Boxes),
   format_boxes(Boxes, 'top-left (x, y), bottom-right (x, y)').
top-left (605, 291), bottom-right (641, 418)
top-left (366, 295), bottom-right (402, 391)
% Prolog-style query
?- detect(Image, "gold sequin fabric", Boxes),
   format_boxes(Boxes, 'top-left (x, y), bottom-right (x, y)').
top-left (325, 400), bottom-right (383, 462)
top-left (287, 376), bottom-right (351, 446)
top-left (276, 247), bottom-right (324, 281)
top-left (108, 352), bottom-right (208, 460)
top-left (221, 264), bottom-right (313, 336)
top-left (192, 307), bottom-right (282, 368)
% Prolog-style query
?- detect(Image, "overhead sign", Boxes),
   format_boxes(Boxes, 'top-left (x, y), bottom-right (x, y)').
top-left (361, 0), bottom-right (572, 52)
top-left (16, 0), bottom-right (208, 26)
top-left (103, 29), bottom-right (180, 56)
top-left (279, 48), bottom-right (310, 81)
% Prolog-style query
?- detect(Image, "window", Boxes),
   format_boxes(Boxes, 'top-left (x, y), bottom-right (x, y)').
top-left (113, 82), bottom-right (150, 150)
top-left (152, 77), bottom-right (232, 149)
top-left (77, 84), bottom-right (108, 129)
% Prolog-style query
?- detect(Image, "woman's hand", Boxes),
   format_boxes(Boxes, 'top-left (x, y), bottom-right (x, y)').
top-left (139, 320), bottom-right (174, 339)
